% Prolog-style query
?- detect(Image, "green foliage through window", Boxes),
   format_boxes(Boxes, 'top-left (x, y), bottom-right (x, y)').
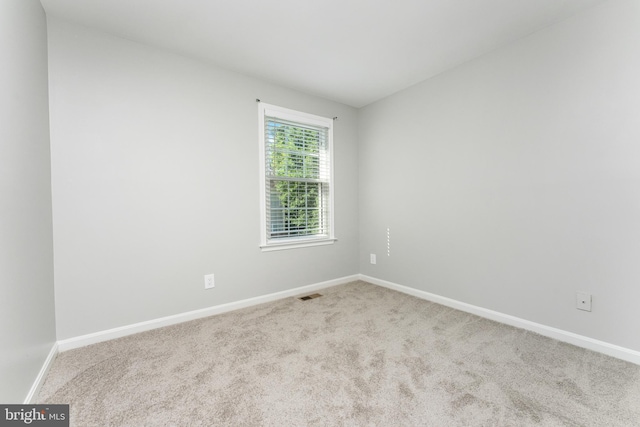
top-left (265, 118), bottom-right (329, 239)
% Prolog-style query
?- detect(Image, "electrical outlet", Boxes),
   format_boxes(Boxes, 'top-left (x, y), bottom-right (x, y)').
top-left (204, 274), bottom-right (215, 289)
top-left (370, 254), bottom-right (376, 264)
top-left (576, 292), bottom-right (591, 311)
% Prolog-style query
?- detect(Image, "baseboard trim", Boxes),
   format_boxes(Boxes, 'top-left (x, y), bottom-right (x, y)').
top-left (54, 272), bottom-right (640, 363)
top-left (360, 274), bottom-right (640, 365)
top-left (24, 342), bottom-right (58, 404)
top-left (57, 274), bottom-right (360, 352)
top-left (34, 273), bottom-right (639, 401)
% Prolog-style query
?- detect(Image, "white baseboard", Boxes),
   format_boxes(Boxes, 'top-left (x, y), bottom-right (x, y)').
top-left (57, 274), bottom-right (360, 352)
top-left (53, 272), bottom-right (640, 363)
top-left (360, 274), bottom-right (640, 366)
top-left (24, 342), bottom-right (58, 404)
top-left (31, 272), bottom-right (639, 403)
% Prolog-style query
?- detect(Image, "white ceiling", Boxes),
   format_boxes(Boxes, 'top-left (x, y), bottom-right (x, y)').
top-left (40, 0), bottom-right (608, 108)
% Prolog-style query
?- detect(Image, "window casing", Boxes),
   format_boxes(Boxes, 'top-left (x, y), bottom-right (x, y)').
top-left (259, 103), bottom-right (335, 251)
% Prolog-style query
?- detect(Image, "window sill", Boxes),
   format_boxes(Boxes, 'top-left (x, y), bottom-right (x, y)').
top-left (260, 238), bottom-right (337, 252)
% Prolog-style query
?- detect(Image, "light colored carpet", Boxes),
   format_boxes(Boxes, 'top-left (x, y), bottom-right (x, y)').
top-left (37, 281), bottom-right (640, 426)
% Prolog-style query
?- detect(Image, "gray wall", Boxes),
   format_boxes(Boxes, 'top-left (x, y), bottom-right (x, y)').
top-left (0, 0), bottom-right (56, 402)
top-left (359, 0), bottom-right (640, 352)
top-left (47, 18), bottom-right (360, 340)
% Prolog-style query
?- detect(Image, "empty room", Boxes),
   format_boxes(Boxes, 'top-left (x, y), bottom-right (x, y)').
top-left (2, 0), bottom-right (640, 425)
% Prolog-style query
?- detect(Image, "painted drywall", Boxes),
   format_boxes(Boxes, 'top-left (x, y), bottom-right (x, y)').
top-left (47, 18), bottom-right (359, 340)
top-left (0, 0), bottom-right (56, 403)
top-left (359, 0), bottom-right (640, 352)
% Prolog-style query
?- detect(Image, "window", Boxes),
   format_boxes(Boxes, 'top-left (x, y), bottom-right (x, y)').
top-left (259, 103), bottom-right (335, 251)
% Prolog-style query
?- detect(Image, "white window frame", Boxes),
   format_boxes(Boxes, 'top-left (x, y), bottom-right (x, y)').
top-left (258, 103), bottom-right (335, 251)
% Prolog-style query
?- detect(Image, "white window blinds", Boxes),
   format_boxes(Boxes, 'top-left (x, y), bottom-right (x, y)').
top-left (259, 103), bottom-right (334, 250)
top-left (265, 117), bottom-right (330, 240)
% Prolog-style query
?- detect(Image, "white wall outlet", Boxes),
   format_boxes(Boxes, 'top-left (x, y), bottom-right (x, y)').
top-left (576, 292), bottom-right (591, 311)
top-left (204, 274), bottom-right (215, 289)
top-left (370, 254), bottom-right (376, 264)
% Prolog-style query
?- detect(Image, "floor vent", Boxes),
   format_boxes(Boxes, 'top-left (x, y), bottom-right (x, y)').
top-left (298, 293), bottom-right (322, 301)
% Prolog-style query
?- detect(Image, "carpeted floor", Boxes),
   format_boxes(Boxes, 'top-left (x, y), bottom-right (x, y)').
top-left (37, 281), bottom-right (640, 426)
